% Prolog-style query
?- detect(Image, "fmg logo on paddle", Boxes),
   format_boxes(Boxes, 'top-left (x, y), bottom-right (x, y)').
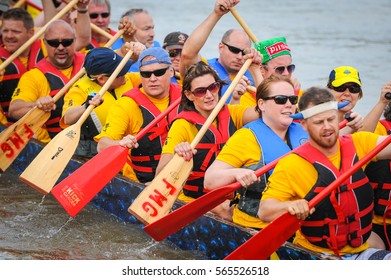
top-left (140, 178), bottom-right (177, 217)
top-left (1, 123), bottom-right (34, 158)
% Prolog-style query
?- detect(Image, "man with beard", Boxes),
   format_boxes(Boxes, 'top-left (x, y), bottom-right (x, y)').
top-left (8, 19), bottom-right (85, 143)
top-left (257, 87), bottom-right (391, 259)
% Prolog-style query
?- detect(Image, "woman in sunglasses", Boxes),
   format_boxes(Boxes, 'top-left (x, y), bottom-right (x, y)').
top-left (326, 66), bottom-right (365, 134)
top-left (155, 61), bottom-right (259, 221)
top-left (203, 74), bottom-right (309, 229)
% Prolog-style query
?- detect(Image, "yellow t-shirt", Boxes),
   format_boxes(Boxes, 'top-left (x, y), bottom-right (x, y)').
top-left (0, 106), bottom-right (7, 125)
top-left (262, 131), bottom-right (379, 255)
top-left (60, 73), bottom-right (141, 129)
top-left (11, 66), bottom-right (74, 143)
top-left (94, 89), bottom-right (170, 181)
top-left (239, 91), bottom-right (257, 108)
top-left (161, 104), bottom-right (248, 202)
top-left (215, 127), bottom-right (269, 229)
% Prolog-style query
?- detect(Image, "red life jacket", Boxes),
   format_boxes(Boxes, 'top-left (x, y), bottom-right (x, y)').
top-left (86, 29), bottom-right (117, 50)
top-left (295, 135), bottom-right (373, 255)
top-left (365, 120), bottom-right (391, 219)
top-left (34, 52), bottom-right (85, 138)
top-left (123, 84), bottom-right (181, 183)
top-left (173, 106), bottom-right (236, 198)
top-left (0, 40), bottom-right (44, 121)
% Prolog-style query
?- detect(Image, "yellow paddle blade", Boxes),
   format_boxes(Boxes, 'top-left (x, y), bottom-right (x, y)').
top-left (128, 154), bottom-right (193, 225)
top-left (19, 124), bottom-right (81, 194)
top-left (0, 108), bottom-right (50, 172)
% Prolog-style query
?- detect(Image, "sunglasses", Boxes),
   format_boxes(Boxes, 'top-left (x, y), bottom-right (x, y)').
top-left (221, 41), bottom-right (246, 56)
top-left (192, 82), bottom-right (221, 97)
top-left (274, 64), bottom-right (296, 75)
top-left (331, 84), bottom-right (361, 94)
top-left (140, 67), bottom-right (170, 78)
top-left (89, 12), bottom-right (110, 19)
top-left (263, 95), bottom-right (298, 105)
top-left (168, 49), bottom-right (181, 58)
top-left (45, 38), bottom-right (74, 48)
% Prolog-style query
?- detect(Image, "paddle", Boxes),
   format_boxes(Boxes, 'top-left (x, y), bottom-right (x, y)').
top-left (143, 119), bottom-right (349, 241)
top-left (128, 58), bottom-right (253, 225)
top-left (0, 0), bottom-right (78, 73)
top-left (51, 97), bottom-right (182, 217)
top-left (13, 0), bottom-right (28, 8)
top-left (224, 133), bottom-right (391, 260)
top-left (90, 23), bottom-right (115, 40)
top-left (19, 48), bottom-right (133, 194)
top-left (0, 31), bottom-right (123, 173)
top-left (229, 8), bottom-right (258, 42)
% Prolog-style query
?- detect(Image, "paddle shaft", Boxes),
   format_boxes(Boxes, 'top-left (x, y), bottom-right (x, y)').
top-left (229, 8), bottom-right (258, 42)
top-left (191, 59), bottom-right (252, 149)
top-left (0, 0), bottom-right (79, 72)
top-left (13, 0), bottom-right (27, 8)
top-left (144, 119), bottom-right (348, 241)
top-left (51, 97), bottom-right (182, 217)
top-left (225, 133), bottom-right (391, 260)
top-left (19, 39), bottom-right (131, 194)
top-left (128, 59), bottom-right (253, 224)
top-left (77, 49), bottom-right (133, 126)
top-left (90, 23), bottom-right (114, 40)
top-left (51, 30), bottom-right (123, 105)
top-left (0, 31), bottom-right (123, 173)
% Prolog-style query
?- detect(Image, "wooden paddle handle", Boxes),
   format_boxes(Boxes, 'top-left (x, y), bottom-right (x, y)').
top-left (13, 0), bottom-right (27, 8)
top-left (76, 49), bottom-right (133, 126)
top-left (0, 0), bottom-right (79, 72)
top-left (91, 23), bottom-right (114, 40)
top-left (247, 85), bottom-right (256, 93)
top-left (190, 59), bottom-right (253, 149)
top-left (230, 8), bottom-right (258, 42)
top-left (51, 29), bottom-right (124, 105)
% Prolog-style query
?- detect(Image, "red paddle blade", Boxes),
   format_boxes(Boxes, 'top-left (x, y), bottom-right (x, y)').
top-left (144, 183), bottom-right (239, 241)
top-left (225, 212), bottom-right (301, 260)
top-left (51, 145), bottom-right (128, 217)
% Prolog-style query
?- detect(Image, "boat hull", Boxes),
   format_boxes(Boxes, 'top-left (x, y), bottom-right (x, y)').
top-left (5, 132), bottom-right (335, 260)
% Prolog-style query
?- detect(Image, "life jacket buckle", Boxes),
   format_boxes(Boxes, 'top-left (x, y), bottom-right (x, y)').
top-left (347, 231), bottom-right (358, 241)
top-left (344, 214), bottom-right (356, 224)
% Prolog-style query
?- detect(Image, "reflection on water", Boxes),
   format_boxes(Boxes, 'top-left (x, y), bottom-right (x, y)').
top-left (0, 168), bottom-right (205, 260)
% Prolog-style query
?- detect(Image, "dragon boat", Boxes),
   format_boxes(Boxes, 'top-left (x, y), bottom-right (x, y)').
top-left (6, 134), bottom-right (336, 260)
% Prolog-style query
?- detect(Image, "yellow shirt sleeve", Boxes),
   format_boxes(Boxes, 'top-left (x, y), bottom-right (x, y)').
top-left (216, 128), bottom-right (261, 168)
top-left (374, 121), bottom-right (388, 136)
top-left (94, 96), bottom-right (143, 141)
top-left (226, 104), bottom-right (247, 129)
top-left (0, 107), bottom-right (7, 125)
top-left (94, 90), bottom-right (170, 141)
top-left (11, 69), bottom-right (50, 102)
top-left (162, 118), bottom-right (199, 154)
top-left (239, 91), bottom-right (257, 107)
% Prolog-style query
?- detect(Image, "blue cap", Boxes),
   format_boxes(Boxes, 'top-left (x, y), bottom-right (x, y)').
top-left (84, 47), bottom-right (133, 77)
top-left (138, 47), bottom-right (172, 68)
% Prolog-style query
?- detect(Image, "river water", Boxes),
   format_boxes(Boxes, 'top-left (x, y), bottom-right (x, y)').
top-left (110, 0), bottom-right (391, 116)
top-left (1, 0), bottom-right (391, 262)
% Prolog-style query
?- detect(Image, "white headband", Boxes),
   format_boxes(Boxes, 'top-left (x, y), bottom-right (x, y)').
top-left (290, 101), bottom-right (349, 120)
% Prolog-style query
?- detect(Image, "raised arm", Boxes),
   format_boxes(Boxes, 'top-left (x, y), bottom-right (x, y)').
top-left (179, 0), bottom-right (240, 78)
top-left (74, 0), bottom-right (92, 51)
top-left (360, 81), bottom-right (391, 132)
